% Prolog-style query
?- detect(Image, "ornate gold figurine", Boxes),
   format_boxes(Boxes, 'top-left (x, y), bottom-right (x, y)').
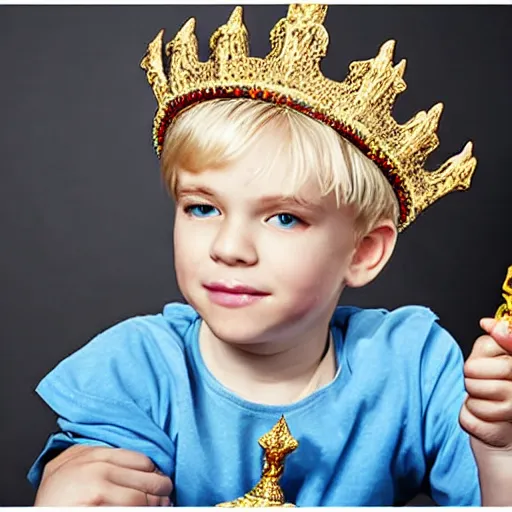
top-left (495, 266), bottom-right (512, 328)
top-left (216, 416), bottom-right (299, 507)
top-left (141, 4), bottom-right (477, 231)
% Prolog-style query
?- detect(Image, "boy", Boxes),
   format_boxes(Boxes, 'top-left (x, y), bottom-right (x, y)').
top-left (29, 4), bottom-right (512, 507)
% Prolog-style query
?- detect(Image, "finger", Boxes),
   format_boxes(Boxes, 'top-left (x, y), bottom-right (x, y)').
top-left (480, 318), bottom-right (512, 353)
top-left (159, 495), bottom-right (172, 506)
top-left (88, 482), bottom-right (148, 506)
top-left (469, 334), bottom-right (508, 359)
top-left (464, 356), bottom-right (512, 380)
top-left (93, 483), bottom-right (168, 507)
top-left (465, 396), bottom-right (512, 423)
top-left (147, 493), bottom-right (167, 507)
top-left (480, 317), bottom-right (497, 334)
top-left (89, 448), bottom-right (156, 472)
top-left (465, 377), bottom-right (512, 401)
top-left (107, 466), bottom-right (173, 497)
top-left (459, 402), bottom-right (512, 449)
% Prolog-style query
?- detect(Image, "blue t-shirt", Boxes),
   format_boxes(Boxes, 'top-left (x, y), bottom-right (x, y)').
top-left (28, 303), bottom-right (480, 506)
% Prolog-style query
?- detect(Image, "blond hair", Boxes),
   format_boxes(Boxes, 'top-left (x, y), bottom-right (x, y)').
top-left (161, 98), bottom-right (399, 238)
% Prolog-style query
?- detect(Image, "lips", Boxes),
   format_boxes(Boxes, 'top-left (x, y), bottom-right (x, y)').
top-left (203, 282), bottom-right (269, 296)
top-left (203, 282), bottom-right (270, 308)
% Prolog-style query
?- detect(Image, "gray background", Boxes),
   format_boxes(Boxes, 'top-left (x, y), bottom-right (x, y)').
top-left (1, 4), bottom-right (511, 506)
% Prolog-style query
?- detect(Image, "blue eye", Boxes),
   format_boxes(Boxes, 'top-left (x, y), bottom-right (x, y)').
top-left (267, 213), bottom-right (301, 229)
top-left (185, 204), bottom-right (220, 218)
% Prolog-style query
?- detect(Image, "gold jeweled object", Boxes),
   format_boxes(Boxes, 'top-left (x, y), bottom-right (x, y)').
top-left (141, 4), bottom-right (477, 231)
top-left (495, 266), bottom-right (512, 328)
top-left (216, 416), bottom-right (299, 507)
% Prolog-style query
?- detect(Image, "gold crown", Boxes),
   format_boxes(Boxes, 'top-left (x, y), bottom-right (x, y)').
top-left (141, 4), bottom-right (477, 231)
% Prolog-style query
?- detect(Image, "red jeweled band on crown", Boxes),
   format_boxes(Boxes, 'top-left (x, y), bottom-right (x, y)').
top-left (153, 85), bottom-right (411, 225)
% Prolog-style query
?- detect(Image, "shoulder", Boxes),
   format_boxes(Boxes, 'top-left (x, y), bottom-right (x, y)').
top-left (332, 303), bottom-right (441, 348)
top-left (39, 302), bottom-right (200, 407)
top-left (332, 304), bottom-right (463, 379)
top-left (332, 304), bottom-right (438, 337)
top-left (61, 301), bottom-right (198, 365)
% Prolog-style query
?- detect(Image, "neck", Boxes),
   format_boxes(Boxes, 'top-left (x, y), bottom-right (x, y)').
top-left (198, 319), bottom-right (335, 405)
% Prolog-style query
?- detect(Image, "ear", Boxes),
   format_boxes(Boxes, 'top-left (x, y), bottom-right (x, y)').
top-left (344, 219), bottom-right (398, 288)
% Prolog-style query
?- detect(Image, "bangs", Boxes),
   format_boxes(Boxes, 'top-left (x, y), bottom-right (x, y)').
top-left (161, 98), bottom-right (399, 235)
top-left (161, 99), bottom-right (350, 205)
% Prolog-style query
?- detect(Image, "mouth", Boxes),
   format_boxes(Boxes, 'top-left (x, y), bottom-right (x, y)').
top-left (203, 282), bottom-right (270, 308)
top-left (204, 282), bottom-right (268, 295)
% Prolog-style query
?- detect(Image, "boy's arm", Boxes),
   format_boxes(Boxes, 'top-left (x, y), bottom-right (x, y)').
top-left (28, 319), bottom-right (180, 498)
top-left (419, 321), bottom-right (481, 506)
top-left (35, 444), bottom-right (172, 506)
top-left (460, 318), bottom-right (512, 506)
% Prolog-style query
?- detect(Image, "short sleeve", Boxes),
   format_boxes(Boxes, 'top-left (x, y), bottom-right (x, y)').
top-left (27, 318), bottom-right (178, 488)
top-left (420, 322), bottom-right (481, 506)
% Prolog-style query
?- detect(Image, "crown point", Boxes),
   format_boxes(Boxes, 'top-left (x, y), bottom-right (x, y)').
top-left (141, 28), bottom-right (169, 104)
top-left (228, 5), bottom-right (244, 25)
top-left (141, 28), bottom-right (164, 67)
top-left (430, 102), bottom-right (444, 119)
top-left (168, 17), bottom-right (196, 55)
top-left (462, 140), bottom-right (474, 157)
top-left (182, 17), bottom-right (196, 33)
top-left (395, 58), bottom-right (407, 77)
top-left (143, 28), bottom-right (164, 54)
top-left (380, 39), bottom-right (396, 58)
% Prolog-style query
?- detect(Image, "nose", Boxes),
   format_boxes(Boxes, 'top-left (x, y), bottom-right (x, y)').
top-left (210, 218), bottom-right (258, 267)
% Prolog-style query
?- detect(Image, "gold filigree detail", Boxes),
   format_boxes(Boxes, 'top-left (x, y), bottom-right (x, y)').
top-left (141, 4), bottom-right (477, 231)
top-left (216, 416), bottom-right (298, 507)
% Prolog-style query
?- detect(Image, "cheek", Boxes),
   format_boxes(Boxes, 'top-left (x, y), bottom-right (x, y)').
top-left (269, 234), bottom-right (349, 300)
top-left (173, 216), bottom-right (207, 281)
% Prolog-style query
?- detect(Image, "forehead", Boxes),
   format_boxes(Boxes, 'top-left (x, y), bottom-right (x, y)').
top-left (175, 126), bottom-right (329, 204)
top-left (176, 162), bottom-right (326, 207)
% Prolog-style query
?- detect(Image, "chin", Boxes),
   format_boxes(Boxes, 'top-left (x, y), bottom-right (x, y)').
top-left (209, 305), bottom-right (278, 345)
top-left (186, 290), bottom-right (282, 345)
top-left (209, 321), bottom-right (267, 346)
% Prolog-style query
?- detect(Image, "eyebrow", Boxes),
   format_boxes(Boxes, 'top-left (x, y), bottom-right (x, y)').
top-left (175, 185), bottom-right (324, 212)
top-left (176, 185), bottom-right (216, 198)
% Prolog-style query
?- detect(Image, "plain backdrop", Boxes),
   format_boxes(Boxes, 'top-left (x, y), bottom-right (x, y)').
top-left (0, 4), bottom-right (511, 506)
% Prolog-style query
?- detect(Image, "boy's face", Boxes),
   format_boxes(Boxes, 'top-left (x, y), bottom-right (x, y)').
top-left (172, 128), bottom-right (358, 348)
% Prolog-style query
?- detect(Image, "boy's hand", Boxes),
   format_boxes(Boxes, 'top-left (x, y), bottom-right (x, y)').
top-left (460, 318), bottom-right (512, 450)
top-left (34, 444), bottom-right (173, 506)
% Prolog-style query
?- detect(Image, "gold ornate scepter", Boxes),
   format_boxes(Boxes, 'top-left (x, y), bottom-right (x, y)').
top-left (216, 416), bottom-right (298, 507)
top-left (495, 266), bottom-right (512, 328)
